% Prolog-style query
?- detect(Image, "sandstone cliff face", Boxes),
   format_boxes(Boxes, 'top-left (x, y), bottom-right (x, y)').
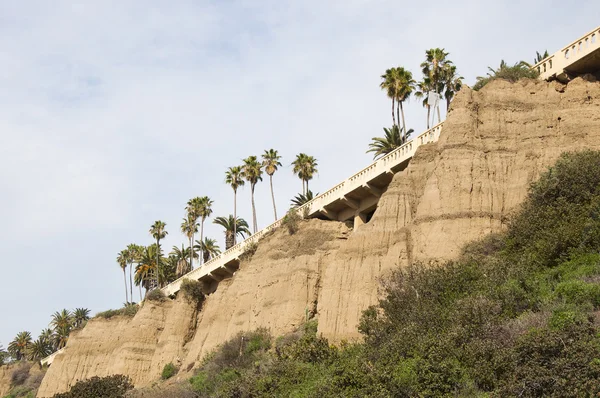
top-left (37, 78), bottom-right (600, 397)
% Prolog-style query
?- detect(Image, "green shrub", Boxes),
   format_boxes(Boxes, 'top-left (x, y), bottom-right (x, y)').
top-left (239, 241), bottom-right (258, 261)
top-left (52, 375), bottom-right (133, 398)
top-left (146, 289), bottom-right (166, 302)
top-left (473, 60), bottom-right (539, 91)
top-left (161, 362), bottom-right (178, 380)
top-left (180, 279), bottom-right (205, 305)
top-left (282, 209), bottom-right (301, 234)
top-left (95, 303), bottom-right (139, 320)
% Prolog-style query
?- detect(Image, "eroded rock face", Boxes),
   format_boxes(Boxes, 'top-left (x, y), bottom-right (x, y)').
top-left (37, 78), bottom-right (600, 397)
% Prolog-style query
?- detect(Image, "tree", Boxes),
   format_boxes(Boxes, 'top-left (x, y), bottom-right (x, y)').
top-left (380, 67), bottom-right (415, 134)
top-left (126, 244), bottom-right (143, 302)
top-left (197, 196), bottom-right (214, 264)
top-left (292, 153), bottom-right (318, 195)
top-left (262, 149), bottom-right (282, 221)
top-left (51, 309), bottom-right (73, 349)
top-left (534, 50), bottom-right (549, 64)
top-left (213, 215), bottom-right (250, 250)
top-left (180, 215), bottom-right (198, 271)
top-left (0, 344), bottom-right (8, 365)
top-left (380, 68), bottom-right (397, 128)
top-left (8, 331), bottom-right (32, 361)
top-left (170, 244), bottom-right (193, 277)
top-left (73, 308), bottom-right (90, 329)
top-left (366, 125), bottom-right (414, 160)
top-left (291, 190), bottom-right (317, 208)
top-left (28, 338), bottom-right (51, 361)
top-left (243, 156), bottom-right (263, 234)
top-left (414, 77), bottom-right (433, 129)
top-left (116, 250), bottom-right (129, 303)
top-left (149, 221), bottom-right (168, 289)
top-left (442, 64), bottom-right (463, 112)
top-left (421, 48), bottom-right (453, 124)
top-left (225, 166), bottom-right (245, 245)
top-left (473, 60), bottom-right (539, 91)
top-left (195, 238), bottom-right (221, 263)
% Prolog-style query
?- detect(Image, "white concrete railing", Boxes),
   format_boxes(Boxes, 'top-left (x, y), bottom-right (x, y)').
top-left (535, 26), bottom-right (600, 80)
top-left (162, 123), bottom-right (443, 296)
top-left (41, 347), bottom-right (64, 366)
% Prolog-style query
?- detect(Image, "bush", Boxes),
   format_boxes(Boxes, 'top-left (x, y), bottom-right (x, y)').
top-left (52, 375), bottom-right (133, 398)
top-left (282, 209), bottom-right (301, 234)
top-left (11, 364), bottom-right (30, 386)
top-left (95, 303), bottom-right (139, 320)
top-left (180, 279), bottom-right (205, 305)
top-left (239, 242), bottom-right (258, 261)
top-left (473, 60), bottom-right (539, 90)
top-left (146, 289), bottom-right (166, 302)
top-left (161, 363), bottom-right (178, 380)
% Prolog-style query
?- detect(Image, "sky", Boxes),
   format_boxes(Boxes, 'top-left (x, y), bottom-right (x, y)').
top-left (0, 0), bottom-right (597, 347)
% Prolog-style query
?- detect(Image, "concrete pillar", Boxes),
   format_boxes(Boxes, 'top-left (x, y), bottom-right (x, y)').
top-left (354, 211), bottom-right (367, 229)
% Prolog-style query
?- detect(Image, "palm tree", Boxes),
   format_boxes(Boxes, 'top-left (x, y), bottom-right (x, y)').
top-left (394, 67), bottom-right (415, 135)
top-left (170, 244), bottom-right (193, 277)
top-left (291, 190), bottom-right (317, 208)
top-left (414, 77), bottom-right (433, 129)
top-left (73, 308), bottom-right (90, 328)
top-left (292, 154), bottom-right (318, 195)
top-left (534, 50), bottom-right (549, 64)
top-left (197, 196), bottom-right (214, 264)
top-left (225, 166), bottom-right (245, 245)
top-left (28, 338), bottom-right (51, 361)
top-left (213, 215), bottom-right (250, 250)
top-left (8, 331), bottom-right (32, 361)
top-left (195, 238), bottom-right (221, 263)
top-left (126, 244), bottom-right (143, 302)
top-left (262, 149), bottom-right (282, 221)
top-left (181, 215), bottom-right (199, 270)
top-left (421, 48), bottom-right (452, 124)
top-left (367, 126), bottom-right (414, 160)
top-left (185, 197), bottom-right (203, 267)
top-left (380, 68), bottom-right (397, 128)
top-left (0, 344), bottom-right (7, 365)
top-left (117, 250), bottom-right (129, 303)
top-left (149, 221), bottom-right (167, 288)
top-left (135, 262), bottom-right (154, 295)
top-left (442, 65), bottom-right (463, 112)
top-left (243, 156), bottom-right (263, 234)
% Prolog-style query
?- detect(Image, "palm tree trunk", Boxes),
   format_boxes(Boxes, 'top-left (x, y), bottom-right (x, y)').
top-left (129, 263), bottom-right (133, 303)
top-left (155, 238), bottom-right (160, 289)
top-left (189, 236), bottom-right (194, 270)
top-left (436, 105), bottom-right (442, 125)
top-left (123, 269), bottom-right (128, 303)
top-left (139, 284), bottom-right (142, 302)
top-left (426, 105), bottom-right (431, 129)
top-left (306, 179), bottom-right (309, 195)
top-left (391, 98), bottom-right (396, 128)
top-left (233, 189), bottom-right (237, 245)
top-left (446, 97), bottom-right (451, 114)
top-left (399, 101), bottom-right (407, 142)
top-left (270, 175), bottom-right (277, 220)
top-left (199, 219), bottom-right (205, 264)
top-left (251, 183), bottom-right (257, 234)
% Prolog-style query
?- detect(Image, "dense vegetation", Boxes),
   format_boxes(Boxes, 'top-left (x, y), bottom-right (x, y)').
top-left (179, 151), bottom-right (600, 397)
top-left (51, 375), bottom-right (133, 398)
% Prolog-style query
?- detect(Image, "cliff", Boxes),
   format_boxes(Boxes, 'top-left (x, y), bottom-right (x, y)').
top-left (37, 77), bottom-right (600, 397)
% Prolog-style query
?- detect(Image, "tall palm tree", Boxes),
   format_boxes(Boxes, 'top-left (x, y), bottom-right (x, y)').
top-left (291, 190), bottom-right (317, 208)
top-left (50, 309), bottom-right (73, 332)
top-left (421, 48), bottom-right (452, 124)
top-left (181, 215), bottom-right (198, 270)
top-left (366, 126), bottom-right (414, 160)
top-left (149, 221), bottom-right (167, 289)
top-left (380, 68), bottom-right (397, 128)
top-left (414, 77), bottom-right (433, 129)
top-left (225, 166), bottom-right (245, 245)
top-left (170, 244), bottom-right (193, 277)
top-left (394, 67), bottom-right (415, 135)
top-left (8, 331), bottom-right (32, 361)
top-left (262, 149), bottom-right (282, 221)
top-left (197, 196), bottom-right (214, 264)
top-left (117, 250), bottom-right (129, 303)
top-left (213, 215), bottom-right (250, 250)
top-left (135, 262), bottom-right (154, 295)
top-left (185, 197), bottom-right (203, 267)
top-left (73, 308), bottom-right (90, 328)
top-left (292, 154), bottom-right (318, 195)
top-left (126, 244), bottom-right (143, 302)
top-left (442, 65), bottom-right (463, 112)
top-left (243, 156), bottom-right (263, 234)
top-left (195, 238), bottom-right (221, 263)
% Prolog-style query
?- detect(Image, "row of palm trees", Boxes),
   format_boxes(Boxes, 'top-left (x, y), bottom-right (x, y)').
top-left (374, 48), bottom-right (463, 159)
top-left (2, 308), bottom-right (90, 364)
top-left (116, 150), bottom-right (318, 302)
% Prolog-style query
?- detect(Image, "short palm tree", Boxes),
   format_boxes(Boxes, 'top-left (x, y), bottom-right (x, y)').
top-left (414, 77), bottom-right (434, 129)
top-left (534, 50), bottom-right (549, 64)
top-left (8, 331), bottom-right (32, 360)
top-left (197, 196), bottom-right (214, 264)
top-left (170, 244), bottom-right (194, 277)
top-left (262, 149), bottom-right (282, 221)
top-left (243, 156), bottom-right (263, 234)
top-left (442, 64), bottom-right (463, 112)
top-left (291, 190), bottom-right (317, 208)
top-left (473, 60), bottom-right (538, 91)
top-left (126, 244), bottom-right (143, 303)
top-left (117, 250), bottom-right (129, 303)
top-left (73, 308), bottom-right (90, 328)
top-left (292, 154), bottom-right (318, 195)
top-left (195, 238), bottom-right (221, 263)
top-left (149, 221), bottom-right (167, 288)
top-left (225, 166), bottom-right (245, 244)
top-left (367, 125), bottom-right (414, 159)
top-left (28, 338), bottom-right (51, 361)
top-left (213, 215), bottom-right (250, 250)
top-left (51, 309), bottom-right (73, 332)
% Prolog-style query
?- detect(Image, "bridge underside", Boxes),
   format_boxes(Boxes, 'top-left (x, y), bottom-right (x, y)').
top-left (557, 47), bottom-right (600, 82)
